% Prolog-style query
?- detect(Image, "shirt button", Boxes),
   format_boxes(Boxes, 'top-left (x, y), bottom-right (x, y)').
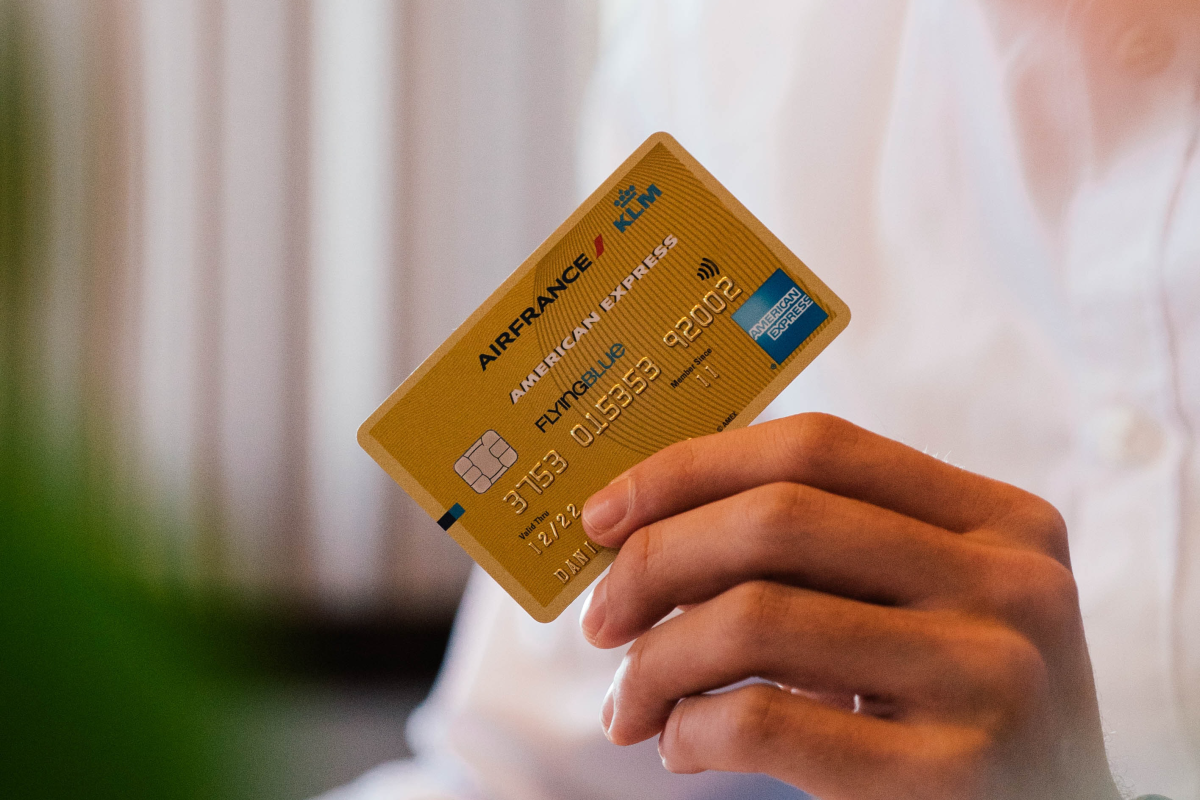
top-left (1116, 24), bottom-right (1175, 76)
top-left (1090, 405), bottom-right (1164, 467)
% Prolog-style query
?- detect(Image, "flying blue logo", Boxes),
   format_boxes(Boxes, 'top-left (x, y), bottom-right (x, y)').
top-left (732, 269), bottom-right (828, 364)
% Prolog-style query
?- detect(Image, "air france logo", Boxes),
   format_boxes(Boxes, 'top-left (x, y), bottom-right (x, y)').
top-left (732, 269), bottom-right (828, 364)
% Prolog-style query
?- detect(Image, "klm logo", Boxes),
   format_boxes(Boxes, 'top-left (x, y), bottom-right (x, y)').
top-left (612, 183), bottom-right (663, 233)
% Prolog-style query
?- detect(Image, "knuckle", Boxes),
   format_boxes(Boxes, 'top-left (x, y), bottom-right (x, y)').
top-left (746, 483), bottom-right (808, 541)
top-left (614, 524), bottom-right (666, 590)
top-left (998, 632), bottom-right (1049, 698)
top-left (1022, 497), bottom-right (1070, 556)
top-left (626, 437), bottom-right (697, 505)
top-left (1032, 555), bottom-right (1080, 616)
top-left (607, 529), bottom-right (664, 620)
top-left (1033, 498), bottom-right (1068, 540)
top-left (724, 578), bottom-right (782, 628)
top-left (972, 627), bottom-right (1050, 718)
top-left (725, 686), bottom-right (789, 758)
top-left (720, 581), bottom-right (789, 652)
top-left (729, 483), bottom-right (819, 578)
top-left (620, 636), bottom-right (652, 692)
top-left (631, 525), bottom-right (664, 581)
top-left (660, 436), bottom-right (701, 486)
top-left (782, 413), bottom-right (855, 474)
top-left (659, 696), bottom-right (697, 768)
top-left (610, 531), bottom-right (647, 593)
top-left (980, 548), bottom-right (1082, 639)
top-left (997, 491), bottom-right (1071, 562)
top-left (1031, 558), bottom-right (1084, 645)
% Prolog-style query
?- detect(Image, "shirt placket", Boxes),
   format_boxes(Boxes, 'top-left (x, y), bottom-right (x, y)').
top-left (1063, 118), bottom-right (1196, 784)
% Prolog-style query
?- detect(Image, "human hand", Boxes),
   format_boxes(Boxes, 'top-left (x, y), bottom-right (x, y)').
top-left (579, 414), bottom-right (1120, 800)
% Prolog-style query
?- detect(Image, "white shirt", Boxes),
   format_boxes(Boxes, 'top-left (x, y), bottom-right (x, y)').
top-left (322, 1), bottom-right (1200, 797)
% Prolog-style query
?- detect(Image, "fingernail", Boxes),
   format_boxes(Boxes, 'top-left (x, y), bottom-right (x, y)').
top-left (583, 475), bottom-right (631, 536)
top-left (601, 682), bottom-right (615, 738)
top-left (580, 578), bottom-right (608, 644)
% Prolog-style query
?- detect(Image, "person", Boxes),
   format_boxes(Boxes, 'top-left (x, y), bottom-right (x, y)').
top-left (321, 0), bottom-right (1200, 797)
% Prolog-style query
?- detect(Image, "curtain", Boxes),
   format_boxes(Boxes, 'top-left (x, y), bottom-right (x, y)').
top-left (21, 0), bottom-right (599, 616)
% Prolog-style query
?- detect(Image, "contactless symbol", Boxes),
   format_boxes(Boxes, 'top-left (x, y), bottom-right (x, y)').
top-left (454, 430), bottom-right (517, 494)
top-left (731, 269), bottom-right (828, 364)
top-left (696, 257), bottom-right (720, 281)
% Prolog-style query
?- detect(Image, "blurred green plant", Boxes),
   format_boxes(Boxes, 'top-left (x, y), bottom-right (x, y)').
top-left (0, 8), bottom-right (256, 799)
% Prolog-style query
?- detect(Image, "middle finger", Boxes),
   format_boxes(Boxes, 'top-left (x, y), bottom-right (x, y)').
top-left (583, 481), bottom-right (977, 648)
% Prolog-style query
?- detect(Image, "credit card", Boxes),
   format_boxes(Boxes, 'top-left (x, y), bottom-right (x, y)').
top-left (358, 132), bottom-right (849, 621)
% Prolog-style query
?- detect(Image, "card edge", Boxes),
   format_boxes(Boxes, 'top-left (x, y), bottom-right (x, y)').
top-left (358, 130), bottom-right (851, 621)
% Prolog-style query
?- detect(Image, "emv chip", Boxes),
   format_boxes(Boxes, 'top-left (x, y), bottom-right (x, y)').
top-left (455, 430), bottom-right (518, 493)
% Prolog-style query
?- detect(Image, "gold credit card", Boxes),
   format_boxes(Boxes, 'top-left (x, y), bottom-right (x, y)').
top-left (359, 133), bottom-right (849, 621)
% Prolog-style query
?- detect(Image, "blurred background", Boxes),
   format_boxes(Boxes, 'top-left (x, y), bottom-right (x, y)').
top-left (0, 0), bottom-right (615, 796)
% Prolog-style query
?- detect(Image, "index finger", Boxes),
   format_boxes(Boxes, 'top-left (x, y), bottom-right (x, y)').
top-left (582, 413), bottom-right (1012, 547)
